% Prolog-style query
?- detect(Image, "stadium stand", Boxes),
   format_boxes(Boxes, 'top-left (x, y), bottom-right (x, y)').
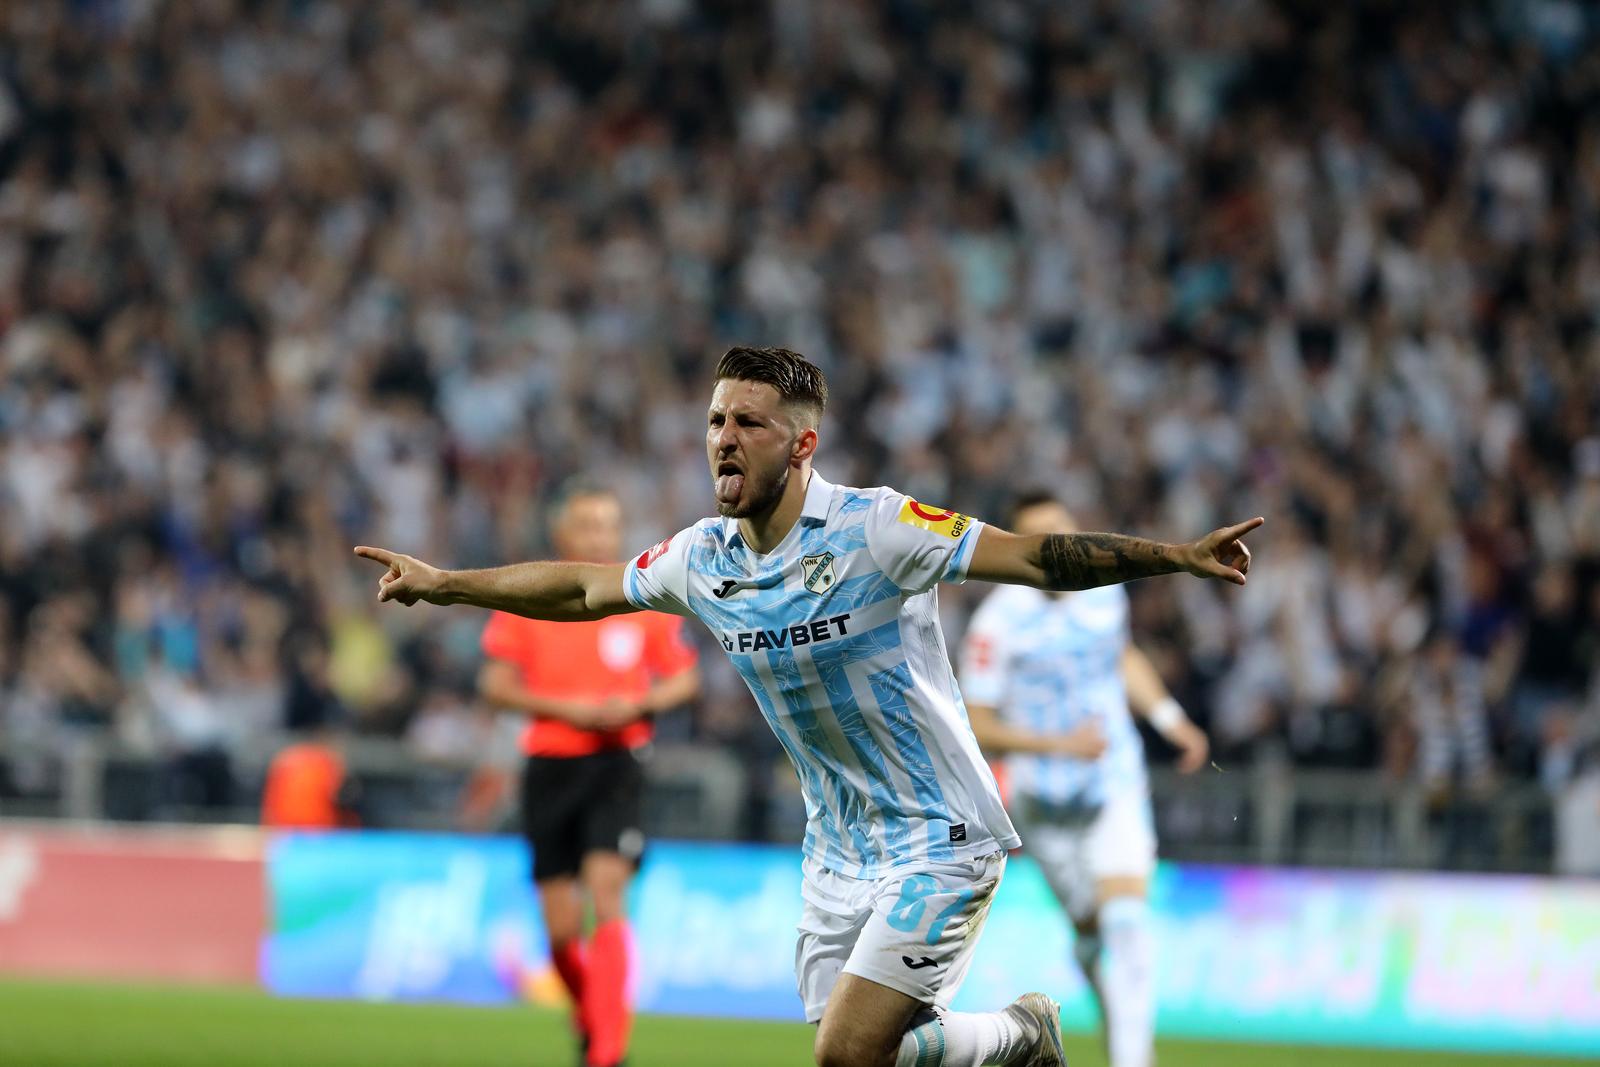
top-left (0, 1), bottom-right (1597, 873)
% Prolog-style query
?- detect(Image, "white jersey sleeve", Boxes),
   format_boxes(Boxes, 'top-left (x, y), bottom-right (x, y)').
top-left (864, 490), bottom-right (986, 596)
top-left (959, 592), bottom-right (1015, 707)
top-left (621, 527), bottom-right (696, 617)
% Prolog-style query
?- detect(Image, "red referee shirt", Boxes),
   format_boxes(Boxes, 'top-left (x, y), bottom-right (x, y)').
top-left (480, 611), bottom-right (698, 758)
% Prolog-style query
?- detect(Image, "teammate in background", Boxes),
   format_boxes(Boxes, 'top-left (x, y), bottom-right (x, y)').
top-left (960, 492), bottom-right (1211, 1067)
top-left (357, 347), bottom-right (1259, 1067)
top-left (477, 482), bottom-right (700, 1067)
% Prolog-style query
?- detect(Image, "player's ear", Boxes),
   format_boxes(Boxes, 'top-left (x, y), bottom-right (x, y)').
top-left (792, 426), bottom-right (819, 465)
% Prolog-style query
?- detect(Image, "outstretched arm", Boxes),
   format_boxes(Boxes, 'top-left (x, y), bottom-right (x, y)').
top-left (353, 547), bottom-right (637, 621)
top-left (966, 516), bottom-right (1262, 590)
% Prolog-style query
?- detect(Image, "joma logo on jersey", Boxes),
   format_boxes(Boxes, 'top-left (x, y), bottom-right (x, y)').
top-left (801, 552), bottom-right (836, 593)
top-left (897, 499), bottom-right (970, 540)
top-left (720, 613), bottom-right (852, 652)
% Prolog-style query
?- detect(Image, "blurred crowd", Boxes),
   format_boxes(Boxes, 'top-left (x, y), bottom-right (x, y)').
top-left (1, 1), bottom-right (1598, 833)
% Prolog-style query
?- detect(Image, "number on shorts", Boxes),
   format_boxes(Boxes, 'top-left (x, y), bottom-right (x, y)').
top-left (886, 874), bottom-right (940, 933)
top-left (923, 890), bottom-right (974, 946)
top-left (887, 879), bottom-right (976, 946)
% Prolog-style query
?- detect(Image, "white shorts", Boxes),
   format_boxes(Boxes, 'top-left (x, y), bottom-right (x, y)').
top-left (794, 852), bottom-right (1006, 1023)
top-left (1012, 789), bottom-right (1156, 922)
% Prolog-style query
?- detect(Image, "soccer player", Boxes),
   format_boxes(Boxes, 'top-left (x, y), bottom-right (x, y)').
top-left (477, 482), bottom-right (700, 1067)
top-left (355, 347), bottom-right (1259, 1067)
top-left (959, 491), bottom-right (1211, 1067)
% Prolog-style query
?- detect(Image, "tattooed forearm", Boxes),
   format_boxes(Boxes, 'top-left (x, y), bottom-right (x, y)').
top-left (1037, 533), bottom-right (1182, 590)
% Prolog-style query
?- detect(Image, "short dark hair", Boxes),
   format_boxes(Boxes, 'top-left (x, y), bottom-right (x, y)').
top-left (1009, 488), bottom-right (1063, 527)
top-left (714, 346), bottom-right (828, 427)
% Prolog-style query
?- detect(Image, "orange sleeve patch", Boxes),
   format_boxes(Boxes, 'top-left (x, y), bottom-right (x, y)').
top-left (897, 499), bottom-right (972, 539)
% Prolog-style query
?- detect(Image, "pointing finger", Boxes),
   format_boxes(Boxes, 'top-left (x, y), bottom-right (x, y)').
top-left (1216, 516), bottom-right (1265, 543)
top-left (354, 545), bottom-right (396, 567)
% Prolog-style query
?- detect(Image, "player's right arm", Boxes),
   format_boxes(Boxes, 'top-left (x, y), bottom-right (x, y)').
top-left (354, 547), bottom-right (636, 621)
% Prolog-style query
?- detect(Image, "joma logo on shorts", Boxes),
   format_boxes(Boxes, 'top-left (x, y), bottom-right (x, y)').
top-left (720, 613), bottom-right (852, 652)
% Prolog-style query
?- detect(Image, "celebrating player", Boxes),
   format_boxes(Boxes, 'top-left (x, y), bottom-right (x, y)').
top-left (356, 346), bottom-right (1259, 1067)
top-left (960, 491), bottom-right (1211, 1067)
top-left (477, 481), bottom-right (700, 1067)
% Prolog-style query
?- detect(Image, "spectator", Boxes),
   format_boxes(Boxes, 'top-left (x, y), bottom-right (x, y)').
top-left (261, 721), bottom-right (361, 830)
top-left (1410, 632), bottom-right (1495, 797)
top-left (1508, 565), bottom-right (1588, 777)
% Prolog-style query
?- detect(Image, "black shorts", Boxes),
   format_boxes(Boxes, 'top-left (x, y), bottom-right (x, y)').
top-left (520, 748), bottom-right (646, 882)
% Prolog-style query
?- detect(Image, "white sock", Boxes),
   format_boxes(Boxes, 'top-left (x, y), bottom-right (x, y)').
top-left (1099, 897), bottom-right (1156, 1067)
top-left (895, 1006), bottom-right (1032, 1067)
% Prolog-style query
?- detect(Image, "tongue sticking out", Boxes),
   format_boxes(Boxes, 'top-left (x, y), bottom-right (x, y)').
top-left (716, 473), bottom-right (745, 504)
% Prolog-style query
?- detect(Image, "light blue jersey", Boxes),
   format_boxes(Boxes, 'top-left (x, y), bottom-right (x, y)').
top-left (624, 472), bottom-right (1019, 878)
top-left (960, 584), bottom-right (1146, 807)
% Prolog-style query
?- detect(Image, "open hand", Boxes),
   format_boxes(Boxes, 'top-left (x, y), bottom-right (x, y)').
top-left (354, 545), bottom-right (447, 606)
top-left (1179, 517), bottom-right (1263, 586)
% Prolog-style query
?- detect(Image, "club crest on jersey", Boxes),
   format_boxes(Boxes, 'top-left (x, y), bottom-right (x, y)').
top-left (801, 552), bottom-right (837, 593)
top-left (897, 499), bottom-right (970, 540)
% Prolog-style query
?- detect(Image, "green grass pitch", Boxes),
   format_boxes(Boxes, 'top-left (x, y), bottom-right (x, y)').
top-left (0, 979), bottom-right (1578, 1067)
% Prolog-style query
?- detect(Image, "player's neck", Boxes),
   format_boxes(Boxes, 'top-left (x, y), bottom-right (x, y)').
top-left (739, 467), bottom-right (811, 555)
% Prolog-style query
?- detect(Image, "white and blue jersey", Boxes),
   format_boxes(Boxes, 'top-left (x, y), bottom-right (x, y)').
top-left (960, 584), bottom-right (1146, 808)
top-left (624, 471), bottom-right (1019, 879)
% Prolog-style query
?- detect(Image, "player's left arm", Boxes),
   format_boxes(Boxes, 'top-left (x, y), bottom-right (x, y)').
top-left (966, 517), bottom-right (1263, 591)
top-left (1123, 644), bottom-right (1209, 773)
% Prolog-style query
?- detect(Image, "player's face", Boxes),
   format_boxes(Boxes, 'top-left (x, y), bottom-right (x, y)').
top-left (707, 379), bottom-right (804, 519)
top-left (1012, 501), bottom-right (1078, 537)
top-left (553, 493), bottom-right (623, 563)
